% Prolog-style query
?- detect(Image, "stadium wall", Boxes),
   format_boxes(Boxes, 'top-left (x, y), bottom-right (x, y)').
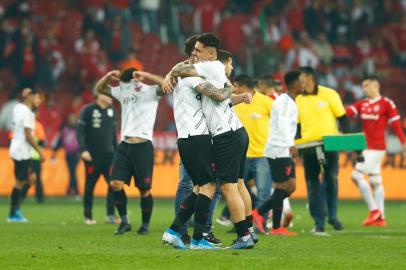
top-left (0, 148), bottom-right (405, 200)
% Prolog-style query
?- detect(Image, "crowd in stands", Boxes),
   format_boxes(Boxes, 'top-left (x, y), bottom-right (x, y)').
top-left (0, 0), bottom-right (405, 159)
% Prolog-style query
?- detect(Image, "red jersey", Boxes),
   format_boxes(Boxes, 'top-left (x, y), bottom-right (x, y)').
top-left (346, 96), bottom-right (405, 150)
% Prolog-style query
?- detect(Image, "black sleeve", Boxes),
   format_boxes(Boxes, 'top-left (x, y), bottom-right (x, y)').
top-left (337, 114), bottom-right (351, 134)
top-left (76, 106), bottom-right (89, 153)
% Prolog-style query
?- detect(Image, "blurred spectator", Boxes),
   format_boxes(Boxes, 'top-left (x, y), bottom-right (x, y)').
top-left (32, 116), bottom-right (46, 203)
top-left (285, 32), bottom-right (318, 70)
top-left (54, 114), bottom-right (80, 197)
top-left (140, 0), bottom-right (161, 33)
top-left (303, 0), bottom-right (324, 39)
top-left (104, 14), bottom-right (132, 63)
top-left (37, 93), bottom-right (63, 147)
top-left (75, 29), bottom-right (100, 56)
top-left (313, 32), bottom-right (333, 66)
top-left (0, 91), bottom-right (19, 131)
top-left (285, 0), bottom-right (305, 38)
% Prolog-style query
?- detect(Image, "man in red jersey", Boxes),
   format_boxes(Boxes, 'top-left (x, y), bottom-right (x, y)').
top-left (346, 76), bottom-right (406, 227)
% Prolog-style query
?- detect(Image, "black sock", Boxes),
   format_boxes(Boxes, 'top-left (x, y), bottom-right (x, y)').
top-left (221, 206), bottom-right (231, 219)
top-left (170, 193), bottom-right (197, 233)
top-left (234, 220), bottom-right (250, 238)
top-left (141, 194), bottom-right (153, 227)
top-left (113, 189), bottom-right (128, 223)
top-left (257, 198), bottom-right (272, 216)
top-left (246, 215), bottom-right (253, 228)
top-left (10, 187), bottom-right (22, 216)
top-left (21, 184), bottom-right (30, 201)
top-left (193, 194), bottom-right (211, 241)
top-left (272, 189), bottom-right (288, 229)
top-left (106, 187), bottom-right (115, 216)
top-left (84, 188), bottom-right (93, 219)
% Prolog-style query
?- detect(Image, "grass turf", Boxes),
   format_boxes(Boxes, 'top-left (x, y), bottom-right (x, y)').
top-left (0, 197), bottom-right (406, 270)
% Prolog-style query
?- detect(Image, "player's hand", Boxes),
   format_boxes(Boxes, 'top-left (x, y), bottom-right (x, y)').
top-left (243, 92), bottom-right (252, 104)
top-left (107, 70), bottom-right (120, 81)
top-left (133, 71), bottom-right (149, 81)
top-left (81, 151), bottom-right (92, 162)
top-left (289, 146), bottom-right (298, 161)
top-left (163, 75), bottom-right (176, 93)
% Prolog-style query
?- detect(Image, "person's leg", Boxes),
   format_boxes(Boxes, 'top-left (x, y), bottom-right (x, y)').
top-left (66, 153), bottom-right (78, 195)
top-left (204, 180), bottom-right (221, 234)
top-left (370, 174), bottom-right (385, 218)
top-left (302, 152), bottom-right (325, 231)
top-left (33, 160), bottom-right (44, 203)
top-left (9, 160), bottom-right (32, 221)
top-left (138, 188), bottom-right (153, 234)
top-left (324, 151), bottom-right (342, 229)
top-left (9, 180), bottom-right (25, 217)
top-left (83, 160), bottom-right (101, 221)
top-left (254, 157), bottom-right (272, 218)
top-left (174, 163), bottom-right (194, 236)
top-left (102, 155), bottom-right (115, 221)
top-left (192, 182), bottom-right (216, 242)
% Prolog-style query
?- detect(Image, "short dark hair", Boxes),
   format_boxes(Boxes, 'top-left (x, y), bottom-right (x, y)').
top-left (196, 33), bottom-right (220, 53)
top-left (258, 74), bottom-right (274, 87)
top-left (218, 49), bottom-right (232, 64)
top-left (184, 35), bottom-right (198, 56)
top-left (284, 70), bottom-right (301, 87)
top-left (234, 74), bottom-right (255, 89)
top-left (120, 67), bottom-right (137, 82)
top-left (298, 66), bottom-right (316, 80)
top-left (363, 75), bottom-right (380, 82)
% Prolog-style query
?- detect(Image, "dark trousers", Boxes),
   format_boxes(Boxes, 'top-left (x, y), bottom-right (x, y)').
top-left (303, 150), bottom-right (339, 229)
top-left (31, 159), bottom-right (44, 202)
top-left (66, 152), bottom-right (79, 195)
top-left (83, 153), bottom-right (115, 218)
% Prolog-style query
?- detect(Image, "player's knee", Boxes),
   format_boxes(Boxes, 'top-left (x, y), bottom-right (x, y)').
top-left (198, 182), bottom-right (216, 197)
top-left (287, 180), bottom-right (296, 195)
top-left (369, 174), bottom-right (382, 187)
top-left (351, 170), bottom-right (364, 185)
top-left (14, 180), bottom-right (25, 189)
top-left (110, 180), bottom-right (124, 191)
top-left (220, 183), bottom-right (236, 195)
top-left (28, 173), bottom-right (36, 185)
top-left (140, 189), bottom-right (151, 197)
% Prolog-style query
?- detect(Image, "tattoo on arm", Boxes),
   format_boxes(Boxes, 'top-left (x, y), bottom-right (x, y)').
top-left (194, 82), bottom-right (232, 101)
top-left (171, 64), bottom-right (198, 78)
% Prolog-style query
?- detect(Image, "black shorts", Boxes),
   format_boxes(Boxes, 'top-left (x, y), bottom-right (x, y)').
top-left (212, 127), bottom-right (249, 184)
top-left (177, 135), bottom-right (215, 187)
top-left (268, 157), bottom-right (296, 182)
top-left (84, 153), bottom-right (113, 182)
top-left (110, 141), bottom-right (154, 190)
top-left (13, 159), bottom-right (32, 181)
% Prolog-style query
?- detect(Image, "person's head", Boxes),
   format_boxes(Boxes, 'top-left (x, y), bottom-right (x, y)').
top-left (298, 66), bottom-right (317, 93)
top-left (362, 75), bottom-right (380, 98)
top-left (257, 75), bottom-right (274, 95)
top-left (97, 93), bottom-right (113, 107)
top-left (284, 70), bottom-right (302, 97)
top-left (22, 88), bottom-right (41, 110)
top-left (233, 74), bottom-right (255, 94)
top-left (119, 67), bottom-right (136, 83)
top-left (218, 49), bottom-right (233, 77)
top-left (194, 33), bottom-right (220, 62)
top-left (184, 35), bottom-right (198, 63)
top-left (67, 114), bottom-right (77, 127)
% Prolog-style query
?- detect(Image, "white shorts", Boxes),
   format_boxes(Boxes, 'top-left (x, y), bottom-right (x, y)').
top-left (355, 149), bottom-right (386, 175)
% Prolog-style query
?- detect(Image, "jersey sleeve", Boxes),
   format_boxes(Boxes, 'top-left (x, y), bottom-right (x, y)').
top-left (346, 100), bottom-right (362, 118)
top-left (22, 108), bottom-right (34, 129)
top-left (76, 106), bottom-right (89, 152)
top-left (385, 98), bottom-right (406, 144)
top-left (328, 90), bottom-right (346, 118)
top-left (111, 86), bottom-right (122, 101)
top-left (142, 84), bottom-right (160, 100)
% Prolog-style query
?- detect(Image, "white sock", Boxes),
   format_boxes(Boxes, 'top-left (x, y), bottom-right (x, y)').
top-left (370, 175), bottom-right (384, 218)
top-left (352, 171), bottom-right (377, 211)
top-left (283, 197), bottom-right (291, 214)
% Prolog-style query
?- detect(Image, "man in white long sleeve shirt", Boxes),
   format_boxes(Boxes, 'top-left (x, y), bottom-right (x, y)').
top-left (252, 70), bottom-right (302, 236)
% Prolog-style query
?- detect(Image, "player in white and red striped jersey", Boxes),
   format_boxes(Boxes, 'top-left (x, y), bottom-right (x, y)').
top-left (346, 76), bottom-right (406, 227)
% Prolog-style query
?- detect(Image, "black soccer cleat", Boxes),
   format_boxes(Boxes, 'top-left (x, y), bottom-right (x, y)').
top-left (114, 223), bottom-right (132, 235)
top-left (203, 232), bottom-right (223, 246)
top-left (136, 225), bottom-right (149, 235)
top-left (328, 219), bottom-right (344, 231)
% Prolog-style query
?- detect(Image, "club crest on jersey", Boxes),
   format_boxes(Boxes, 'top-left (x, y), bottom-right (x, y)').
top-left (317, 101), bottom-right (327, 108)
top-left (373, 105), bottom-right (380, 112)
top-left (107, 108), bottom-right (114, 117)
top-left (134, 84), bottom-right (142, 92)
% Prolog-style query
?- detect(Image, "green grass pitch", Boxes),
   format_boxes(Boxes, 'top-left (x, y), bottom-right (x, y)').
top-left (1, 197), bottom-right (406, 270)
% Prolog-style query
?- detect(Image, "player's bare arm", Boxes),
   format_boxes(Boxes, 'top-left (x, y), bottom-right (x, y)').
top-left (95, 70), bottom-right (120, 97)
top-left (163, 60), bottom-right (190, 93)
top-left (24, 127), bottom-right (44, 161)
top-left (171, 64), bottom-right (199, 78)
top-left (194, 82), bottom-right (233, 101)
top-left (231, 93), bottom-right (252, 105)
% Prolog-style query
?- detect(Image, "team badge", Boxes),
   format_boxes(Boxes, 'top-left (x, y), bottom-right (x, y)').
top-left (373, 105), bottom-right (380, 112)
top-left (107, 108), bottom-right (114, 117)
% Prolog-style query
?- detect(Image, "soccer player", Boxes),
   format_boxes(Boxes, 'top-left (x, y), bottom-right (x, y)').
top-left (95, 68), bottom-right (164, 235)
top-left (296, 66), bottom-right (349, 235)
top-left (163, 33), bottom-right (255, 249)
top-left (346, 76), bottom-right (406, 226)
top-left (76, 91), bottom-right (118, 225)
top-left (252, 70), bottom-right (301, 236)
top-left (7, 88), bottom-right (43, 223)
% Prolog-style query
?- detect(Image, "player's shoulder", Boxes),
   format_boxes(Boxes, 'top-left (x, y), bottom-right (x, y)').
top-left (381, 96), bottom-right (396, 108)
top-left (318, 85), bottom-right (339, 96)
